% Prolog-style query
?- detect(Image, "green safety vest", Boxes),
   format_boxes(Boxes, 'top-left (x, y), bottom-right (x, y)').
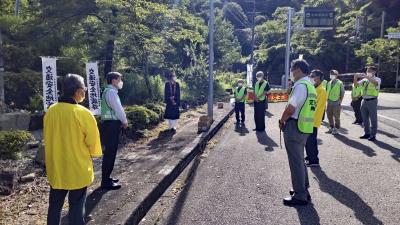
top-left (101, 87), bottom-right (119, 121)
top-left (327, 80), bottom-right (343, 101)
top-left (255, 80), bottom-right (268, 101)
top-left (362, 80), bottom-right (379, 97)
top-left (351, 84), bottom-right (363, 99)
top-left (234, 86), bottom-right (246, 103)
top-left (289, 80), bottom-right (317, 134)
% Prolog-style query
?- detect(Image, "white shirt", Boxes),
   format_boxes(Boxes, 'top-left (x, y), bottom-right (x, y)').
top-left (288, 76), bottom-right (310, 119)
top-left (105, 85), bottom-right (128, 124)
top-left (358, 77), bottom-right (381, 99)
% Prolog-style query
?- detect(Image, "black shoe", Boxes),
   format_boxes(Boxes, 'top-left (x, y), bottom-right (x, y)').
top-left (101, 182), bottom-right (122, 190)
top-left (112, 178), bottom-right (119, 183)
top-left (306, 161), bottom-right (320, 167)
top-left (352, 121), bottom-right (358, 124)
top-left (368, 136), bottom-right (376, 142)
top-left (360, 134), bottom-right (370, 139)
top-left (283, 196), bottom-right (308, 206)
top-left (289, 190), bottom-right (311, 201)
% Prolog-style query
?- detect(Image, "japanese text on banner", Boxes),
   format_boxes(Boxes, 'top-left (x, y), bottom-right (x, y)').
top-left (86, 62), bottom-right (101, 115)
top-left (41, 57), bottom-right (58, 111)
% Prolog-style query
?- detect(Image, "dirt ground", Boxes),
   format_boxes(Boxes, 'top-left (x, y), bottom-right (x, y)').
top-left (0, 106), bottom-right (208, 225)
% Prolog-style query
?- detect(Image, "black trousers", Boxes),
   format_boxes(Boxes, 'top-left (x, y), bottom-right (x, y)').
top-left (254, 100), bottom-right (266, 131)
top-left (351, 98), bottom-right (363, 123)
top-left (101, 120), bottom-right (122, 184)
top-left (305, 127), bottom-right (319, 164)
top-left (235, 102), bottom-right (245, 122)
top-left (47, 187), bottom-right (87, 225)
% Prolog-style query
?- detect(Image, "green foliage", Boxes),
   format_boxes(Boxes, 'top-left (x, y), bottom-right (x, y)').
top-left (4, 70), bottom-right (43, 111)
top-left (0, 130), bottom-right (33, 160)
top-left (118, 73), bottom-right (164, 105)
top-left (125, 105), bottom-right (159, 131)
top-left (144, 102), bottom-right (165, 120)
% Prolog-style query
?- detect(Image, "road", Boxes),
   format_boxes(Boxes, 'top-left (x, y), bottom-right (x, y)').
top-left (142, 98), bottom-right (400, 225)
top-left (343, 91), bottom-right (400, 130)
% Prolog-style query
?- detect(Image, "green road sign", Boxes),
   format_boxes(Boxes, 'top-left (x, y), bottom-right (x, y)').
top-left (304, 7), bottom-right (335, 28)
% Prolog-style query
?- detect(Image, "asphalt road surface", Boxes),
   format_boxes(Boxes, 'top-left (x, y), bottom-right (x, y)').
top-left (142, 101), bottom-right (400, 225)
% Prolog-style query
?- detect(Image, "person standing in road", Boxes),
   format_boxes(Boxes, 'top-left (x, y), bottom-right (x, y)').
top-left (326, 70), bottom-right (344, 135)
top-left (356, 66), bottom-right (381, 141)
top-left (305, 69), bottom-right (327, 167)
top-left (44, 74), bottom-right (102, 225)
top-left (254, 71), bottom-right (270, 132)
top-left (164, 71), bottom-right (181, 132)
top-left (101, 72), bottom-right (128, 190)
top-left (234, 79), bottom-right (247, 124)
top-left (351, 75), bottom-right (364, 125)
top-left (279, 59), bottom-right (317, 206)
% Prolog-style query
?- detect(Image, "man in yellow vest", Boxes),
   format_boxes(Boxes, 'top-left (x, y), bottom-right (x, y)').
top-left (279, 59), bottom-right (316, 206)
top-left (44, 74), bottom-right (102, 225)
top-left (234, 79), bottom-right (247, 124)
top-left (254, 71), bottom-right (270, 131)
top-left (351, 76), bottom-right (364, 125)
top-left (305, 69), bottom-right (327, 167)
top-left (355, 66), bottom-right (381, 141)
top-left (326, 70), bottom-right (344, 135)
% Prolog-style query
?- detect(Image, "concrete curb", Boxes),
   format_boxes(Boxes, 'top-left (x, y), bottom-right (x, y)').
top-left (123, 108), bottom-right (234, 225)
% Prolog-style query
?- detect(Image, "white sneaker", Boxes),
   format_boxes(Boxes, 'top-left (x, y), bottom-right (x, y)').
top-left (332, 128), bottom-right (338, 135)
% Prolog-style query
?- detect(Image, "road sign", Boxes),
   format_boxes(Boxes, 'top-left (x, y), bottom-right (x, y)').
top-left (304, 7), bottom-right (335, 28)
top-left (387, 32), bottom-right (400, 39)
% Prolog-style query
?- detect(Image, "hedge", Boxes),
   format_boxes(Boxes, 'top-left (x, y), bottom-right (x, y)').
top-left (0, 130), bottom-right (34, 160)
top-left (125, 105), bottom-right (160, 131)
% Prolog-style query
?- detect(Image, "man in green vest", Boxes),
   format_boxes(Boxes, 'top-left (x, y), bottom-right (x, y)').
top-left (279, 59), bottom-right (316, 206)
top-left (351, 76), bottom-right (364, 125)
top-left (355, 66), bottom-right (381, 141)
top-left (234, 79), bottom-right (247, 124)
top-left (326, 70), bottom-right (344, 135)
top-left (253, 71), bottom-right (270, 131)
top-left (100, 72), bottom-right (128, 190)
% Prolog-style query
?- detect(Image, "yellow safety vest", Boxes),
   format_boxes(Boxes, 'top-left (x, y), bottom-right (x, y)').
top-left (289, 80), bottom-right (317, 134)
top-left (327, 80), bottom-right (343, 101)
top-left (255, 81), bottom-right (268, 101)
top-left (362, 81), bottom-right (379, 97)
top-left (234, 87), bottom-right (246, 103)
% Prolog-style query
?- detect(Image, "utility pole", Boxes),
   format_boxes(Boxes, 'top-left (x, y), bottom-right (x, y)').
top-left (284, 8), bottom-right (293, 89)
top-left (0, 29), bottom-right (5, 113)
top-left (378, 11), bottom-right (385, 70)
top-left (396, 42), bottom-right (400, 90)
top-left (208, 0), bottom-right (215, 119)
top-left (15, 0), bottom-right (20, 16)
top-left (249, 0), bottom-right (256, 86)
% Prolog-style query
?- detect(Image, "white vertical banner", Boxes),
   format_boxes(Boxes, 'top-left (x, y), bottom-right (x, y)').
top-left (41, 57), bottom-right (58, 111)
top-left (86, 62), bottom-right (101, 115)
top-left (246, 64), bottom-right (253, 87)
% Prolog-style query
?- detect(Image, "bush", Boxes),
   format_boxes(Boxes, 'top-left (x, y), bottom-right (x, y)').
top-left (0, 130), bottom-right (34, 160)
top-left (144, 103), bottom-right (165, 120)
top-left (125, 105), bottom-right (159, 131)
top-left (4, 70), bottom-right (43, 111)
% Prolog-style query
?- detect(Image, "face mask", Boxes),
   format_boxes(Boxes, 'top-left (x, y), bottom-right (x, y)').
top-left (309, 79), bottom-right (316, 86)
top-left (172, 77), bottom-right (177, 82)
top-left (330, 75), bottom-right (336, 80)
top-left (238, 83), bottom-right (243, 87)
top-left (77, 90), bottom-right (85, 103)
top-left (117, 81), bottom-right (123, 89)
top-left (257, 77), bottom-right (262, 81)
top-left (366, 72), bottom-right (373, 78)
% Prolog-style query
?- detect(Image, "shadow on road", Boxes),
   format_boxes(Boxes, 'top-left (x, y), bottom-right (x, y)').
top-left (255, 131), bottom-right (278, 151)
top-left (377, 130), bottom-right (399, 138)
top-left (333, 134), bottom-right (377, 157)
top-left (148, 129), bottom-right (176, 148)
top-left (311, 168), bottom-right (383, 225)
top-left (265, 111), bottom-right (274, 118)
top-left (295, 204), bottom-right (321, 225)
top-left (165, 156), bottom-right (201, 225)
top-left (234, 123), bottom-right (250, 136)
top-left (373, 140), bottom-right (400, 163)
top-left (84, 188), bottom-right (111, 224)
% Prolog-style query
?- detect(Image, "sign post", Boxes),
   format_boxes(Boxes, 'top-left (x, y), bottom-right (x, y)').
top-left (86, 62), bottom-right (101, 115)
top-left (386, 32), bottom-right (400, 90)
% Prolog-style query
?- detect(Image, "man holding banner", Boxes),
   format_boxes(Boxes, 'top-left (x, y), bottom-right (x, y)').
top-left (101, 71), bottom-right (128, 190)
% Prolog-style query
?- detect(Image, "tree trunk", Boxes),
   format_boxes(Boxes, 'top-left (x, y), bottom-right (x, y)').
top-left (143, 58), bottom-right (153, 98)
top-left (104, 32), bottom-right (115, 77)
top-left (0, 29), bottom-right (5, 113)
